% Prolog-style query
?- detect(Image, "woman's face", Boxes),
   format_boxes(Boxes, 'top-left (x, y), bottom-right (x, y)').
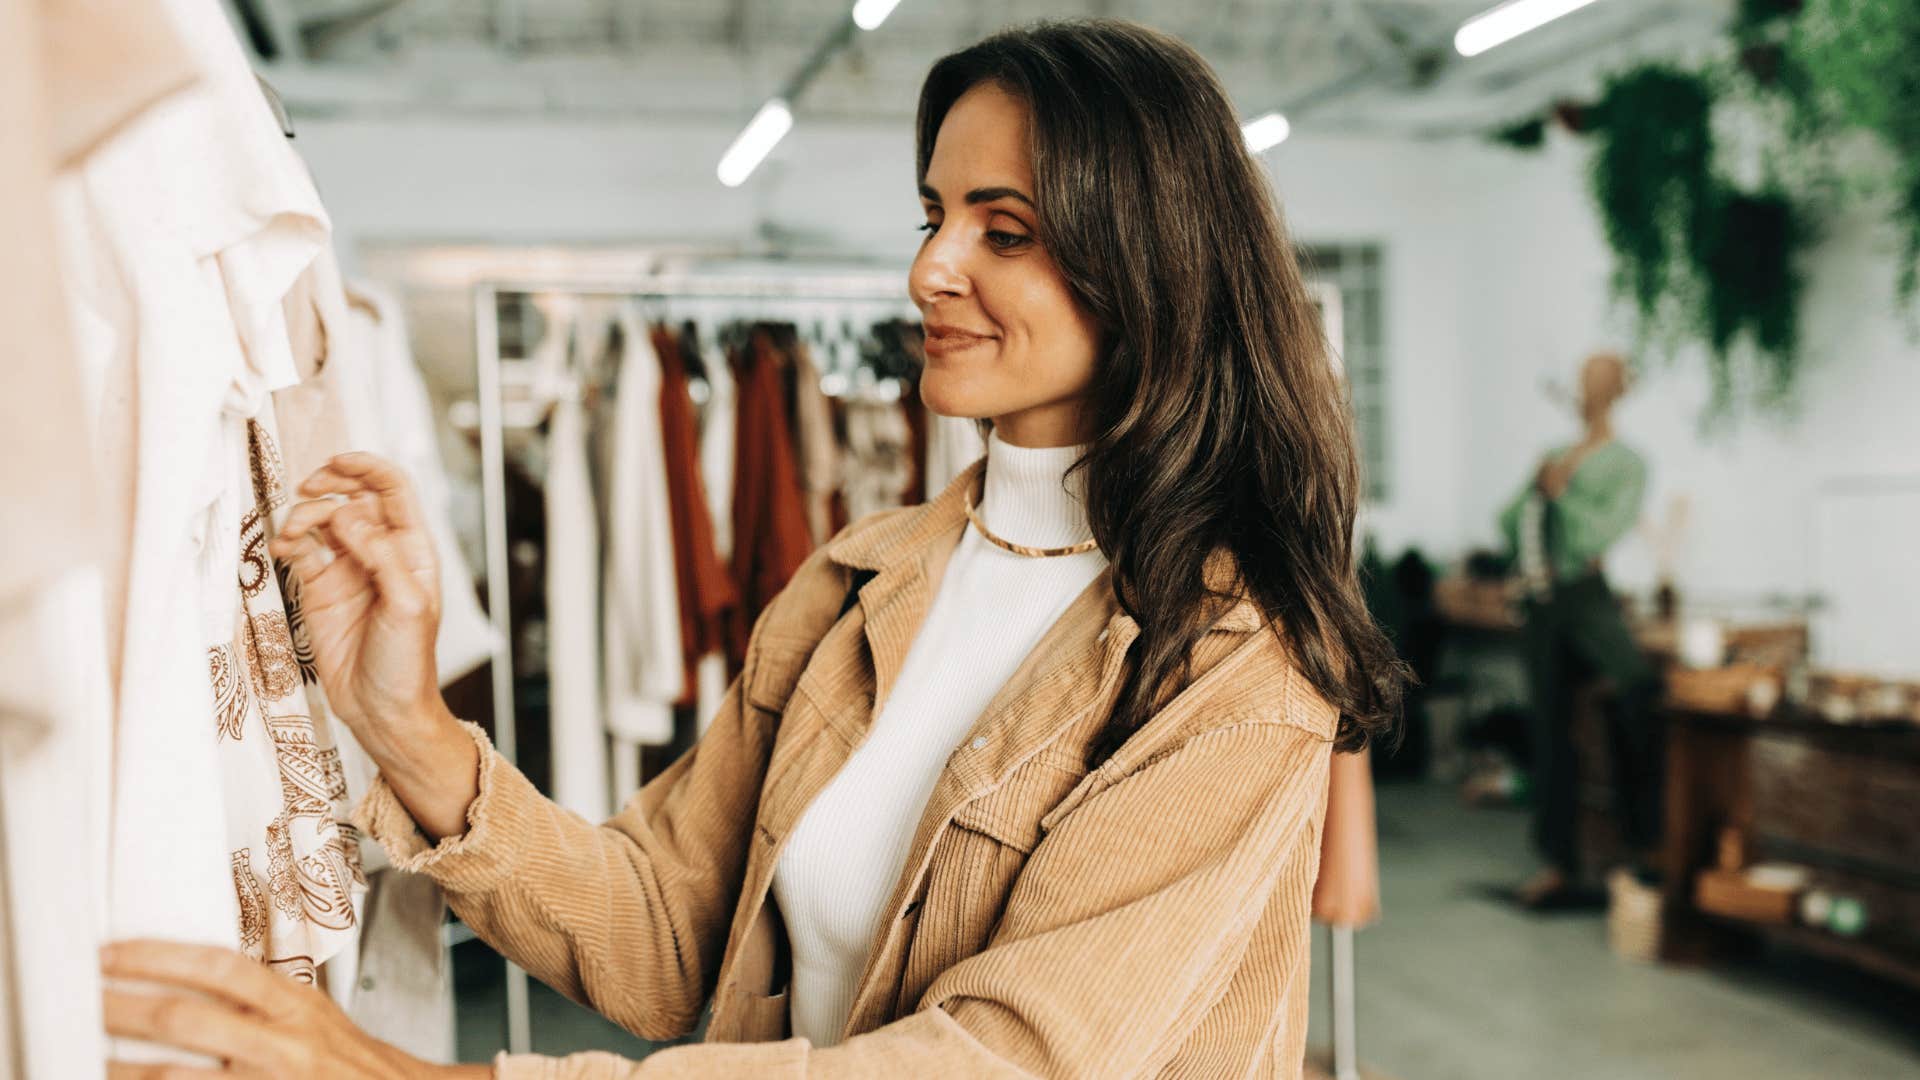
top-left (910, 82), bottom-right (1104, 449)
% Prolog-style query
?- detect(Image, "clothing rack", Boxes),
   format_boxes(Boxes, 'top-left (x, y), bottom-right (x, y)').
top-left (468, 273), bottom-right (915, 1056)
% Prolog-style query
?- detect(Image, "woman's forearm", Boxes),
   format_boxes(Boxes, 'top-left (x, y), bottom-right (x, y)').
top-left (366, 698), bottom-right (483, 841)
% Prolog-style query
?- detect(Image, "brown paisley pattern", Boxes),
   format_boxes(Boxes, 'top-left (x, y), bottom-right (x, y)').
top-left (246, 420), bottom-right (287, 511)
top-left (295, 844), bottom-right (359, 931)
top-left (209, 643), bottom-right (250, 741)
top-left (238, 507), bottom-right (271, 597)
top-left (268, 956), bottom-right (317, 985)
top-left (264, 813), bottom-right (302, 920)
top-left (232, 849), bottom-right (268, 953)
top-left (274, 558), bottom-right (321, 685)
top-left (266, 716), bottom-right (334, 818)
top-left (218, 413), bottom-right (364, 985)
top-left (244, 611), bottom-right (301, 701)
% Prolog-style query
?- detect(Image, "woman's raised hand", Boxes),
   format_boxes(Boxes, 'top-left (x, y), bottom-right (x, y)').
top-left (270, 453), bottom-right (477, 839)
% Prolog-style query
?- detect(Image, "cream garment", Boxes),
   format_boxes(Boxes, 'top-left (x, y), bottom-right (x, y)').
top-left (349, 282), bottom-right (498, 685)
top-left (0, 569), bottom-right (116, 1080)
top-left (542, 308), bottom-right (611, 822)
top-left (771, 433), bottom-right (1106, 1048)
top-left (53, 3), bottom-right (339, 1065)
top-left (694, 334), bottom-right (736, 734)
top-left (840, 399), bottom-right (915, 522)
top-left (602, 312), bottom-right (685, 798)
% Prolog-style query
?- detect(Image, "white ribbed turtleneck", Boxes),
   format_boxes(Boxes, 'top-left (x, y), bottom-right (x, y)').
top-left (771, 431), bottom-right (1110, 1048)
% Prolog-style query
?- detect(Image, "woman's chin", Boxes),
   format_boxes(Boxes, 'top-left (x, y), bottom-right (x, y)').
top-left (918, 372), bottom-right (997, 421)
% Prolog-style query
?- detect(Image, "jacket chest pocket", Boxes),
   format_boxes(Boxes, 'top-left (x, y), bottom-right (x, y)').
top-left (895, 752), bottom-right (1086, 1012)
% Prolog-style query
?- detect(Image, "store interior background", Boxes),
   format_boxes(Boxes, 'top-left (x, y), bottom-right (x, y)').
top-left (245, 0), bottom-right (1917, 1076)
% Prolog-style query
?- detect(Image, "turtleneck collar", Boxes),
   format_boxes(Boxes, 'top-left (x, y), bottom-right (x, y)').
top-left (977, 430), bottom-right (1096, 550)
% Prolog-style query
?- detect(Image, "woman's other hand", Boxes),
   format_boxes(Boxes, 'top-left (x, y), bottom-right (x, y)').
top-left (102, 940), bottom-right (491, 1080)
top-left (269, 453), bottom-right (478, 840)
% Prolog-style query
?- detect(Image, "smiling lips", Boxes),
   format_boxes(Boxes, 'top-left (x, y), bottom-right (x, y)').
top-left (924, 322), bottom-right (996, 358)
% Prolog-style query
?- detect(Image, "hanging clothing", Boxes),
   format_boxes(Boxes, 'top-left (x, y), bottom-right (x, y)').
top-left (693, 330), bottom-right (736, 562)
top-left (51, 9), bottom-right (337, 1059)
top-left (788, 341), bottom-right (843, 543)
top-left (726, 331), bottom-right (815, 672)
top-left (0, 568), bottom-right (116, 1080)
top-left (654, 326), bottom-right (737, 706)
top-left (600, 312), bottom-right (684, 750)
top-left (542, 313), bottom-right (610, 822)
top-left (206, 414), bottom-right (366, 985)
top-left (839, 398), bottom-right (915, 524)
top-left (346, 281), bottom-right (499, 685)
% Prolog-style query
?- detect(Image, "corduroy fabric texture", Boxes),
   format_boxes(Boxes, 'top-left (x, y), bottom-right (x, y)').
top-left (356, 459), bottom-right (1338, 1078)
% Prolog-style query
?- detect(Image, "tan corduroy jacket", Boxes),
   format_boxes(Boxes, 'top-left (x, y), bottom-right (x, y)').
top-left (356, 459), bottom-right (1338, 1079)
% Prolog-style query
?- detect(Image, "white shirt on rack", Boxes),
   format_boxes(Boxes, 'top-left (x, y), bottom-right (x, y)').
top-left (771, 431), bottom-right (1109, 1048)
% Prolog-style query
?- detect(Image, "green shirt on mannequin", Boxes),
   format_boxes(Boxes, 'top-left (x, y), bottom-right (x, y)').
top-left (1498, 441), bottom-right (1647, 581)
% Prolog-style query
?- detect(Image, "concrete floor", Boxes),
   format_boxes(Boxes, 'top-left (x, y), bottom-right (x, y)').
top-left (452, 782), bottom-right (1920, 1077)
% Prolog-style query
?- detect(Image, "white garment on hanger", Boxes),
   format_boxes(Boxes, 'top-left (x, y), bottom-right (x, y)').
top-left (58, 0), bottom-right (328, 919)
top-left (694, 338), bottom-right (737, 734)
top-left (601, 311), bottom-right (684, 752)
top-left (52, 1), bottom-right (339, 1064)
top-left (347, 281), bottom-right (498, 685)
top-left (698, 343), bottom-right (737, 561)
top-left (542, 307), bottom-right (610, 822)
top-left (0, 569), bottom-right (114, 1080)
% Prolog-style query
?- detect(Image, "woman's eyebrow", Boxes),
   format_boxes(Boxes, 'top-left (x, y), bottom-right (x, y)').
top-left (917, 182), bottom-right (1034, 208)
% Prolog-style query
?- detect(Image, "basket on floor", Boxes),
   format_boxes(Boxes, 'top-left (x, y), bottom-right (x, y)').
top-left (1606, 867), bottom-right (1665, 963)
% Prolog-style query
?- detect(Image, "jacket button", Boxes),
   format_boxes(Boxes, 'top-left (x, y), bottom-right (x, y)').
top-left (970, 736), bottom-right (987, 750)
top-left (1097, 628), bottom-right (1110, 643)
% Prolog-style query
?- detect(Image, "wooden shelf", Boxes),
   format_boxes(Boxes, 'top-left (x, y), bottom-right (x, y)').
top-left (1700, 913), bottom-right (1920, 992)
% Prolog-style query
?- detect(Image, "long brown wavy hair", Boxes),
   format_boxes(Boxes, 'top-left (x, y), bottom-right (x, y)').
top-left (916, 19), bottom-right (1407, 760)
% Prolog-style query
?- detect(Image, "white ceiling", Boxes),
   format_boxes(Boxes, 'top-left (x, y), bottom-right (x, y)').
top-left (241, 0), bottom-right (1736, 136)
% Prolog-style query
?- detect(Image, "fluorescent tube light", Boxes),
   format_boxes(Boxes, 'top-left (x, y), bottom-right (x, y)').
top-left (1455, 0), bottom-right (1604, 57)
top-left (1242, 111), bottom-right (1291, 154)
top-left (852, 0), bottom-right (904, 31)
top-left (717, 98), bottom-right (793, 188)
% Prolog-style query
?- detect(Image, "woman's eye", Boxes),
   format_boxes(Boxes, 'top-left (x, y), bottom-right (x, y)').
top-left (917, 221), bottom-right (939, 236)
top-left (986, 230), bottom-right (1030, 251)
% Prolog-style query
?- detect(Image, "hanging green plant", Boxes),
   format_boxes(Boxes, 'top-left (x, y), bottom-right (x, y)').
top-left (1695, 188), bottom-right (1811, 410)
top-left (1790, 0), bottom-right (1920, 298)
top-left (1587, 66), bottom-right (1718, 329)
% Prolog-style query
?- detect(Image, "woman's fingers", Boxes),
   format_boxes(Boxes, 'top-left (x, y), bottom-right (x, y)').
top-left (107, 1062), bottom-right (231, 1080)
top-left (102, 942), bottom-right (294, 1017)
top-left (103, 988), bottom-right (295, 1069)
top-left (322, 503), bottom-right (431, 619)
top-left (298, 453), bottom-right (422, 532)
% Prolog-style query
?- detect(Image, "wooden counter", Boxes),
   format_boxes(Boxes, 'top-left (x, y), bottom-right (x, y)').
top-left (1660, 703), bottom-right (1920, 989)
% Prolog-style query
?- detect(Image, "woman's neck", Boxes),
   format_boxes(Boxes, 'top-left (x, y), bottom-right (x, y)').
top-left (979, 431), bottom-right (1095, 550)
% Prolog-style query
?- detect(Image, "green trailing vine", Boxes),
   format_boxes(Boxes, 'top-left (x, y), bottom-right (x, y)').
top-left (1587, 66), bottom-right (1718, 334)
top-left (1587, 62), bottom-right (1813, 418)
top-left (1790, 0), bottom-right (1920, 299)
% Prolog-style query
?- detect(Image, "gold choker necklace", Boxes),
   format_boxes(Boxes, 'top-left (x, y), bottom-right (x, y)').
top-left (964, 472), bottom-right (1100, 559)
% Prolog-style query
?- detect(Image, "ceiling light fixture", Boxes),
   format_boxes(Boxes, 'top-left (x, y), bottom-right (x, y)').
top-left (717, 98), bottom-right (794, 188)
top-left (1455, 0), bottom-right (1604, 57)
top-left (1242, 111), bottom-right (1292, 154)
top-left (851, 0), bottom-right (904, 31)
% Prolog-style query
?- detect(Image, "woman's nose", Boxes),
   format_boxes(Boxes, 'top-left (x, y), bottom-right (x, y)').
top-left (909, 230), bottom-right (971, 307)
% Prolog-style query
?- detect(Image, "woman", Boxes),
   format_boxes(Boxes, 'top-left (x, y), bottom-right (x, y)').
top-left (103, 19), bottom-right (1404, 1078)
